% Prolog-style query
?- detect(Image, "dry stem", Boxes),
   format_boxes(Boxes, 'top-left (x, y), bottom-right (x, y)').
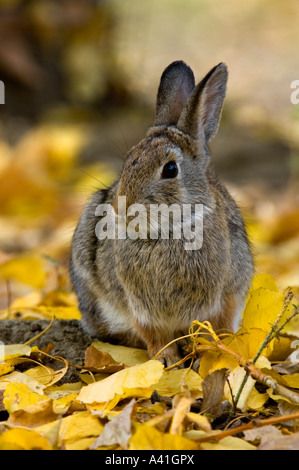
top-left (196, 410), bottom-right (299, 444)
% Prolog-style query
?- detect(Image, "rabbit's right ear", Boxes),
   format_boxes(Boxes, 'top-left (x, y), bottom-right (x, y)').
top-left (177, 63), bottom-right (228, 143)
top-left (154, 61), bottom-right (195, 126)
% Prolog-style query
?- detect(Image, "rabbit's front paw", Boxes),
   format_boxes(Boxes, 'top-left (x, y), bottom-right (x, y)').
top-left (154, 344), bottom-right (184, 369)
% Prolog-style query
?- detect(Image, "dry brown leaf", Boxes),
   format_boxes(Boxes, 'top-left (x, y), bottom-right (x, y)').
top-left (243, 424), bottom-right (283, 445)
top-left (90, 398), bottom-right (136, 449)
top-left (258, 431), bottom-right (299, 450)
top-left (201, 368), bottom-right (228, 417)
top-left (84, 344), bottom-right (125, 373)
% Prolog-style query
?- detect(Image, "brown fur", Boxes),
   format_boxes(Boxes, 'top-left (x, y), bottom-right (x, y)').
top-left (70, 61), bottom-right (254, 367)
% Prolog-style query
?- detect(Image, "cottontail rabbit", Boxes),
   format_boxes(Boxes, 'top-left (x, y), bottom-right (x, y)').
top-left (70, 61), bottom-right (254, 366)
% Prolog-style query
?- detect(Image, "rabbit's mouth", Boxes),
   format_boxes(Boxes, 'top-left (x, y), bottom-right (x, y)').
top-left (110, 200), bottom-right (204, 249)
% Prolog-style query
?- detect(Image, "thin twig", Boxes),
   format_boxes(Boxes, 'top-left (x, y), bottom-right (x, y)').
top-left (196, 410), bottom-right (299, 444)
top-left (24, 314), bottom-right (55, 345)
top-left (195, 331), bottom-right (299, 406)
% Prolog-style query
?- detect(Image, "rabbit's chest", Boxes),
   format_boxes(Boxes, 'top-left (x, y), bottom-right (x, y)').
top-left (114, 239), bottom-right (223, 314)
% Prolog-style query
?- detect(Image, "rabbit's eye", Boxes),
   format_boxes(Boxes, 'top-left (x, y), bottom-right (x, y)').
top-left (161, 161), bottom-right (178, 179)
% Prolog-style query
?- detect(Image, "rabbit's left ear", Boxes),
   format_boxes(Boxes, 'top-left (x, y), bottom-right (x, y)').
top-left (177, 63), bottom-right (228, 143)
top-left (154, 61), bottom-right (195, 126)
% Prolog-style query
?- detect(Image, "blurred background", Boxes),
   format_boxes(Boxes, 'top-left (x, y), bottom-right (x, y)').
top-left (0, 0), bottom-right (298, 310)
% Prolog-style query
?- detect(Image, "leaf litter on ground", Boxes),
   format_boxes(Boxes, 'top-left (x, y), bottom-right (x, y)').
top-left (0, 272), bottom-right (299, 449)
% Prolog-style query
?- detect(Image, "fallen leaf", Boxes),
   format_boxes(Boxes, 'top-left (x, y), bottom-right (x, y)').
top-left (129, 425), bottom-right (198, 450)
top-left (247, 387), bottom-right (269, 411)
top-left (136, 401), bottom-right (166, 416)
top-left (91, 341), bottom-right (149, 366)
top-left (170, 394), bottom-right (193, 434)
top-left (24, 365), bottom-right (58, 387)
top-left (78, 360), bottom-right (164, 404)
top-left (249, 273), bottom-right (279, 292)
top-left (224, 366), bottom-right (256, 412)
top-left (0, 305), bottom-right (81, 321)
top-left (7, 398), bottom-right (58, 428)
top-left (279, 373), bottom-right (299, 389)
top-left (258, 432), bottom-right (299, 450)
top-left (38, 289), bottom-right (79, 307)
top-left (84, 344), bottom-right (125, 373)
top-left (0, 344), bottom-right (32, 363)
top-left (3, 382), bottom-right (48, 413)
top-left (0, 255), bottom-right (47, 288)
top-left (154, 368), bottom-right (202, 397)
top-left (0, 428), bottom-right (52, 450)
top-left (243, 424), bottom-right (283, 445)
top-left (91, 398), bottom-right (136, 449)
top-left (201, 368), bottom-right (228, 417)
top-left (185, 412), bottom-right (212, 432)
top-left (35, 410), bottom-right (103, 450)
top-left (0, 363), bottom-right (14, 376)
top-left (0, 371), bottom-right (45, 395)
top-left (242, 286), bottom-right (293, 333)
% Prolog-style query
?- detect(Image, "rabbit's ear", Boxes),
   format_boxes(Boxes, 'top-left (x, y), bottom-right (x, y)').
top-left (177, 63), bottom-right (227, 143)
top-left (154, 61), bottom-right (195, 126)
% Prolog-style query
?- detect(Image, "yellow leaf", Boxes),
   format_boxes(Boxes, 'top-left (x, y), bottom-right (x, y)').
top-left (250, 273), bottom-right (278, 292)
top-left (10, 290), bottom-right (42, 308)
top-left (0, 256), bottom-right (46, 288)
top-left (43, 125), bottom-right (86, 181)
top-left (0, 370), bottom-right (44, 395)
top-left (281, 373), bottom-right (299, 389)
top-left (224, 366), bottom-right (256, 412)
top-left (155, 368), bottom-right (202, 397)
top-left (129, 425), bottom-right (198, 450)
top-left (0, 363), bottom-right (14, 376)
top-left (0, 164), bottom-right (58, 219)
top-left (3, 382), bottom-right (48, 413)
top-left (91, 341), bottom-right (149, 367)
top-left (52, 393), bottom-right (79, 414)
top-left (0, 305), bottom-right (81, 321)
top-left (235, 328), bottom-right (274, 359)
top-left (78, 360), bottom-right (164, 404)
top-left (24, 365), bottom-right (57, 387)
top-left (0, 428), bottom-right (52, 450)
top-left (136, 402), bottom-right (166, 415)
top-left (186, 412), bottom-right (211, 432)
top-left (247, 387), bottom-right (269, 411)
top-left (198, 350), bottom-right (232, 379)
top-left (7, 398), bottom-right (57, 428)
top-left (65, 437), bottom-right (96, 451)
top-left (225, 356), bottom-right (269, 412)
top-left (45, 382), bottom-right (83, 400)
top-left (169, 396), bottom-right (193, 434)
top-left (38, 289), bottom-right (79, 307)
top-left (269, 335), bottom-right (294, 362)
top-left (0, 344), bottom-right (31, 363)
top-left (198, 330), bottom-right (272, 378)
top-left (242, 288), bottom-right (293, 332)
top-left (59, 411), bottom-right (103, 443)
top-left (36, 411), bottom-right (103, 449)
